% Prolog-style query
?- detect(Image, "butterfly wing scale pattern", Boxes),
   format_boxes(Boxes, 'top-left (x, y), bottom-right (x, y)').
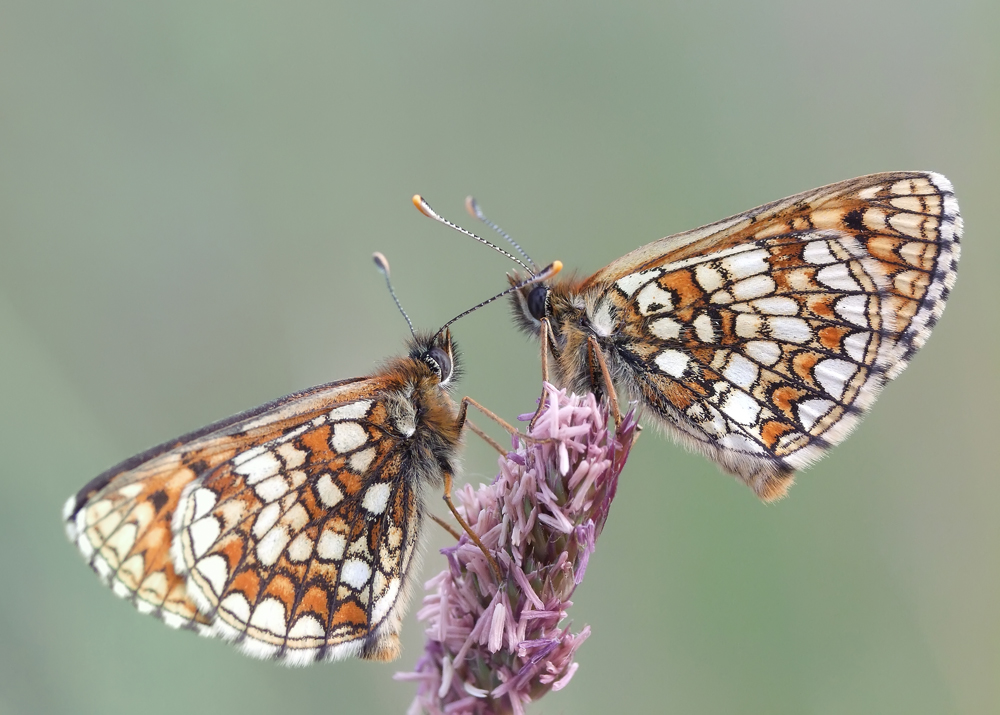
top-left (63, 453), bottom-right (213, 631)
top-left (65, 376), bottom-right (426, 663)
top-left (577, 172), bottom-right (960, 497)
top-left (172, 393), bottom-right (423, 664)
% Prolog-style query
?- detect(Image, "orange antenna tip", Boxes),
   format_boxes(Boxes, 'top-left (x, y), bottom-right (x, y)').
top-left (465, 196), bottom-right (481, 219)
top-left (412, 194), bottom-right (439, 220)
top-left (533, 260), bottom-right (562, 281)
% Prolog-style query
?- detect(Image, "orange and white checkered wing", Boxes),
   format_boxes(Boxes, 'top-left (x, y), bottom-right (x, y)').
top-left (63, 451), bottom-right (214, 632)
top-left (589, 172), bottom-right (960, 375)
top-left (171, 391), bottom-right (423, 665)
top-left (583, 172), bottom-right (960, 498)
top-left (62, 376), bottom-right (414, 653)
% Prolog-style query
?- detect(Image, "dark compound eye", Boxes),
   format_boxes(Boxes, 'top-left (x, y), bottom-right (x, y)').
top-left (527, 285), bottom-right (548, 321)
top-left (425, 347), bottom-right (453, 384)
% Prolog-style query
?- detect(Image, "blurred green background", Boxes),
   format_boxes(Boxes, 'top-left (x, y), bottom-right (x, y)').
top-left (1, 1), bottom-right (997, 713)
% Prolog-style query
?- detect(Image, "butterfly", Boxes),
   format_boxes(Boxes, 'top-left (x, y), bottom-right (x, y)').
top-left (496, 172), bottom-right (961, 500)
top-left (64, 253), bottom-right (560, 665)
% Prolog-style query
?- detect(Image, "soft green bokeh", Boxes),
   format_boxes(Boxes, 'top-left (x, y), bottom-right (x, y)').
top-left (1, 2), bottom-right (997, 713)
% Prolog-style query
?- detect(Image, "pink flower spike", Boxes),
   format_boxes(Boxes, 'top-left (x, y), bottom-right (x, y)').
top-left (397, 383), bottom-right (637, 713)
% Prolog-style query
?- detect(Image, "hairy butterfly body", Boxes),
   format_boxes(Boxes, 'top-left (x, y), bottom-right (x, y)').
top-left (508, 172), bottom-right (961, 499)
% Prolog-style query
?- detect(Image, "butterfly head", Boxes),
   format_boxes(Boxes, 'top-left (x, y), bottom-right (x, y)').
top-left (507, 272), bottom-right (582, 348)
top-left (526, 283), bottom-right (549, 322)
top-left (509, 273), bottom-right (550, 334)
top-left (409, 328), bottom-right (460, 388)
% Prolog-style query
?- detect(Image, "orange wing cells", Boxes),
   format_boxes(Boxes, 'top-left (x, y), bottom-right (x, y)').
top-left (508, 172), bottom-right (961, 500)
top-left (65, 330), bottom-right (465, 665)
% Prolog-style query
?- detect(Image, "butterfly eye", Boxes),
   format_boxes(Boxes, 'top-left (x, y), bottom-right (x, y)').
top-left (527, 285), bottom-right (549, 321)
top-left (426, 347), bottom-right (453, 384)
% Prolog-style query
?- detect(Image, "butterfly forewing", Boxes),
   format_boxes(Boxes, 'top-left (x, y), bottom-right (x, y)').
top-left (520, 172), bottom-right (961, 498)
top-left (64, 378), bottom-right (375, 631)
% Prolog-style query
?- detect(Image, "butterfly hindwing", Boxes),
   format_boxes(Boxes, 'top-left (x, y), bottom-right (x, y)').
top-left (63, 451), bottom-right (213, 631)
top-left (599, 228), bottom-right (896, 497)
top-left (172, 392), bottom-right (424, 665)
top-left (519, 172), bottom-right (961, 498)
top-left (63, 375), bottom-right (423, 655)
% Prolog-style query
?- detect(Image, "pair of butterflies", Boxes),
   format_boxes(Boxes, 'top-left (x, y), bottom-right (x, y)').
top-left (64, 171), bottom-right (961, 666)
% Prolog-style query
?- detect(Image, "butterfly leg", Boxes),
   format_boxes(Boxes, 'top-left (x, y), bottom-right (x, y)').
top-left (442, 471), bottom-right (502, 580)
top-left (539, 317), bottom-right (551, 382)
top-left (587, 335), bottom-right (621, 426)
top-left (463, 418), bottom-right (506, 456)
top-left (528, 317), bottom-right (554, 428)
top-left (428, 512), bottom-right (463, 540)
top-left (429, 425), bottom-right (495, 541)
top-left (457, 396), bottom-right (553, 446)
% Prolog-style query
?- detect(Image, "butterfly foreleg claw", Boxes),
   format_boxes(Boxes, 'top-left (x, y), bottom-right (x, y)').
top-left (442, 471), bottom-right (502, 580)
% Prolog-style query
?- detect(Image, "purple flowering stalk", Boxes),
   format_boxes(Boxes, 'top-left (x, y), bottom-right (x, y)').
top-left (396, 383), bottom-right (638, 714)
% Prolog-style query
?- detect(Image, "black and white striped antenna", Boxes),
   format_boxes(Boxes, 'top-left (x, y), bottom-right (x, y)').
top-left (373, 250), bottom-right (560, 341)
top-left (465, 196), bottom-right (538, 272)
top-left (412, 195), bottom-right (537, 277)
top-left (372, 252), bottom-right (416, 339)
top-left (432, 260), bottom-right (562, 341)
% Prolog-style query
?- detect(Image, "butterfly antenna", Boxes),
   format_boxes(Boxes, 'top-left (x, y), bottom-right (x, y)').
top-left (465, 196), bottom-right (538, 272)
top-left (373, 252), bottom-right (416, 339)
top-left (413, 195), bottom-right (537, 277)
top-left (433, 260), bottom-right (562, 340)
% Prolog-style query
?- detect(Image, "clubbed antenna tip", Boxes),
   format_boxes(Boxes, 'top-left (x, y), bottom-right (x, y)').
top-left (372, 251), bottom-right (391, 276)
top-left (465, 195), bottom-right (538, 271)
top-left (372, 251), bottom-right (416, 338)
